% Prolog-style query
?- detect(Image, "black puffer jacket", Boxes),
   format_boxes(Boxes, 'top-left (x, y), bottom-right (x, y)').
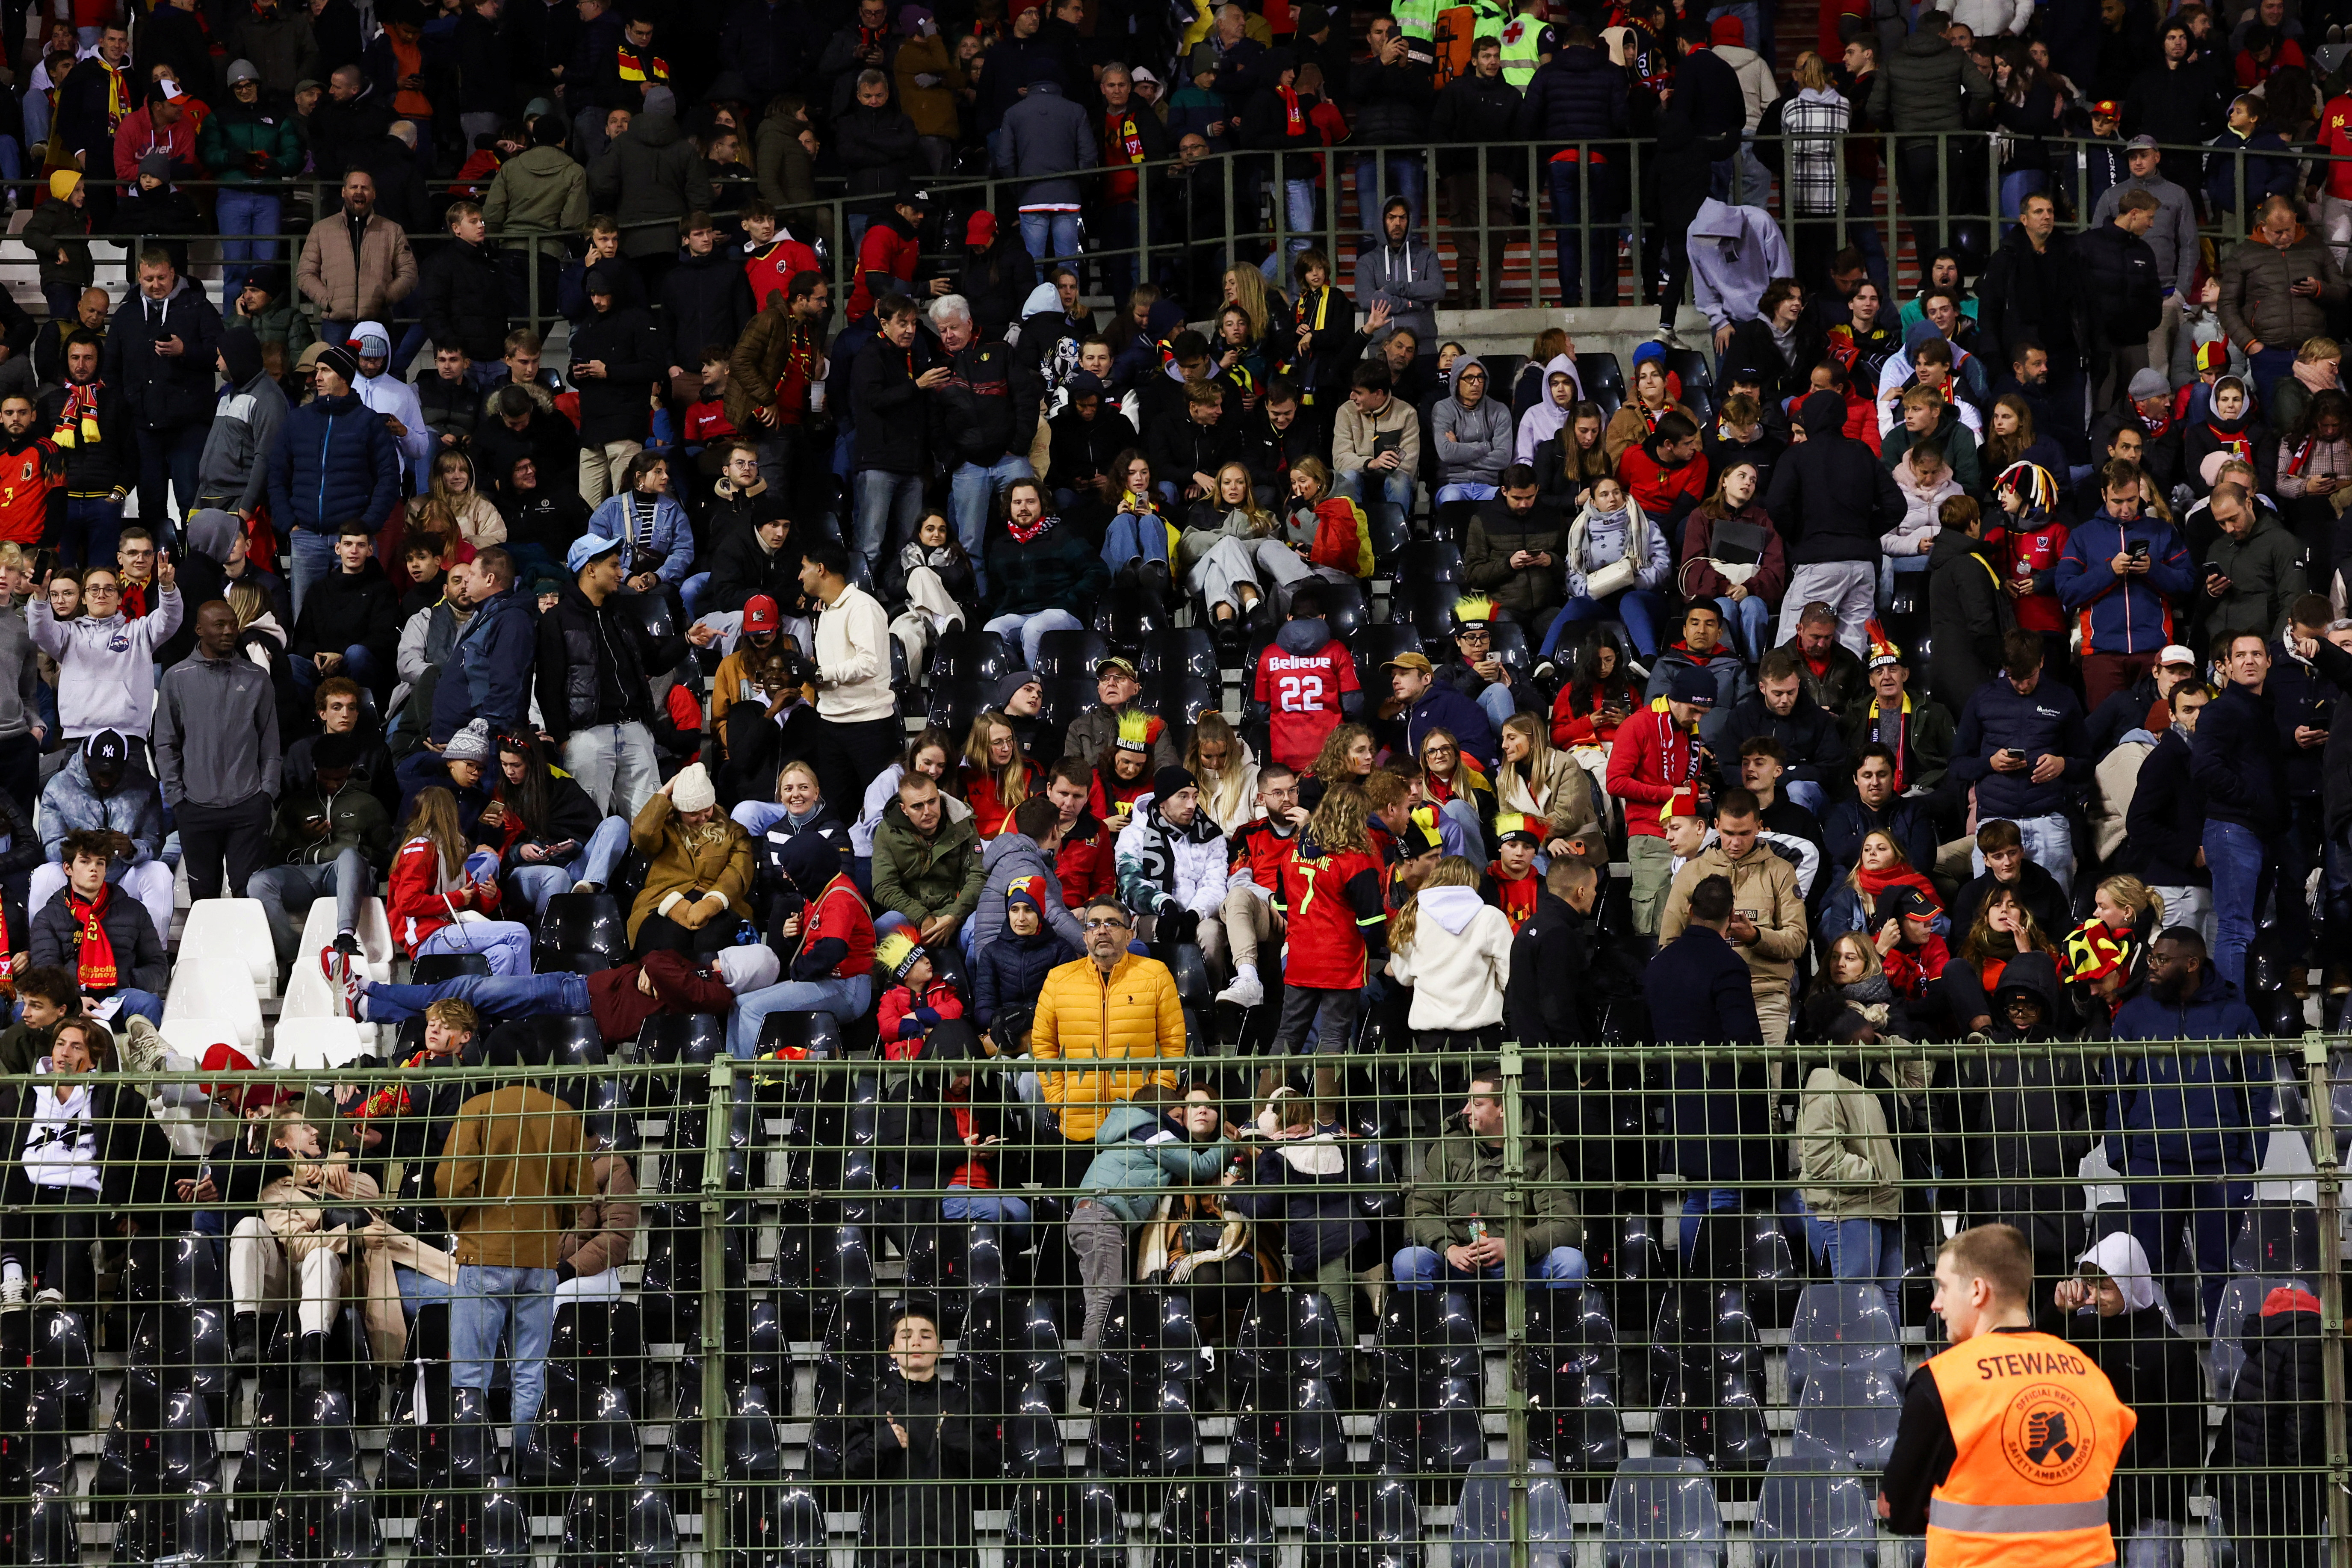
top-left (417, 236), bottom-right (508, 362)
top-left (531, 582), bottom-right (688, 741)
top-left (1347, 54), bottom-right (1434, 145)
top-left (2074, 221), bottom-right (2165, 354)
top-left (1515, 44), bottom-right (1629, 147)
top-left (291, 557), bottom-right (403, 668)
top-left (657, 248), bottom-right (755, 370)
top-left (35, 376), bottom-right (130, 495)
top-left (933, 334), bottom-right (1043, 469)
top-left (1430, 70), bottom-right (1519, 177)
top-left (851, 328), bottom-right (942, 476)
top-left (1953, 954), bottom-right (2091, 1226)
top-left (567, 281), bottom-right (666, 445)
top-left (1764, 390), bottom-right (1904, 565)
top-left (1867, 30), bottom-right (1994, 143)
top-left (1975, 223), bottom-right (2086, 368)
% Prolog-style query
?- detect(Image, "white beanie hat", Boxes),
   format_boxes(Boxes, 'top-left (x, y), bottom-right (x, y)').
top-left (713, 944), bottom-right (780, 993)
top-left (671, 763), bottom-right (717, 814)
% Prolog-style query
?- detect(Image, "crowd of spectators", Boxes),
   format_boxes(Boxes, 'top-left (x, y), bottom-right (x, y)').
top-left (0, 0), bottom-right (2340, 1555)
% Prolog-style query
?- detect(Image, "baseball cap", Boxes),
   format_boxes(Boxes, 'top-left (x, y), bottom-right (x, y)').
top-left (965, 211), bottom-right (997, 247)
top-left (2123, 133), bottom-right (2158, 150)
top-left (1096, 655), bottom-right (1139, 680)
top-left (565, 534), bottom-right (622, 573)
top-left (1065, 369), bottom-right (1106, 398)
top-left (2091, 99), bottom-right (2120, 118)
top-left (1384, 650), bottom-right (1434, 675)
top-left (2158, 644), bottom-right (2198, 669)
top-left (84, 729), bottom-right (127, 773)
top-left (1887, 884), bottom-right (1940, 922)
top-left (744, 594), bottom-right (781, 634)
top-left (895, 178), bottom-right (932, 210)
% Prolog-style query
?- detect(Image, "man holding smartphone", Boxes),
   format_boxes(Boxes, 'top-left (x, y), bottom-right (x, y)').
top-left (2054, 459), bottom-right (2196, 708)
top-left (247, 731), bottom-right (394, 969)
top-left (1951, 629), bottom-right (2092, 898)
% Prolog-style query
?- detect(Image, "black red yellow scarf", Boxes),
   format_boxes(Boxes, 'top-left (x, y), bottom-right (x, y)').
top-left (53, 381), bottom-right (101, 449)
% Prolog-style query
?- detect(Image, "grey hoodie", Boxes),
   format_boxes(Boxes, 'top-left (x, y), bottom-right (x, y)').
top-left (0, 598), bottom-right (34, 743)
top-left (972, 830), bottom-right (1087, 957)
top-left (26, 590), bottom-right (183, 740)
top-left (1429, 354), bottom-right (1517, 489)
top-left (194, 342), bottom-right (288, 515)
top-left (154, 646), bottom-right (281, 810)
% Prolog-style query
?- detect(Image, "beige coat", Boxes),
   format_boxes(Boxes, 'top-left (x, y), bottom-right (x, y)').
top-left (555, 1151), bottom-right (641, 1278)
top-left (1795, 1064), bottom-right (1903, 1220)
top-left (257, 1158), bottom-right (383, 1263)
top-left (1495, 749), bottom-right (1598, 841)
top-left (626, 793), bottom-right (757, 941)
top-left (297, 211), bottom-right (417, 324)
top-left (1656, 840), bottom-right (1807, 985)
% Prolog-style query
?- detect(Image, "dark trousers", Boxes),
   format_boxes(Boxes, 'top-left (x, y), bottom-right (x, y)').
top-left (1441, 170), bottom-right (1515, 308)
top-left (631, 909), bottom-right (740, 960)
top-left (0, 731), bottom-right (37, 822)
top-left (1895, 139), bottom-right (1987, 267)
top-left (813, 713), bottom-right (902, 838)
top-left (174, 791), bottom-right (273, 903)
top-left (135, 422), bottom-right (206, 551)
top-left (3, 1185), bottom-right (103, 1305)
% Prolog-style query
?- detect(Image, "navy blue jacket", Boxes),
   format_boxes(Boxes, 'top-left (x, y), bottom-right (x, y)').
top-left (1820, 794), bottom-right (1938, 887)
top-left (2106, 966), bottom-right (2268, 1175)
top-left (430, 584), bottom-right (537, 742)
top-left (2265, 640), bottom-right (2337, 800)
top-left (2124, 726), bottom-right (2208, 887)
top-left (971, 925), bottom-right (1065, 1032)
top-left (104, 278), bottom-right (222, 431)
top-left (1644, 925), bottom-right (1761, 1046)
top-left (1647, 925), bottom-right (1768, 1187)
top-left (1951, 673), bottom-right (2090, 821)
top-left (1708, 689), bottom-right (1847, 788)
top-left (267, 390), bottom-right (403, 536)
top-left (2191, 679), bottom-right (2287, 833)
top-left (1514, 45), bottom-right (1629, 148)
top-left (1402, 681), bottom-right (1498, 774)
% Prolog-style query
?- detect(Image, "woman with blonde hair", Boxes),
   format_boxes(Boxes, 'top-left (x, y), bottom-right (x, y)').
top-left (956, 710), bottom-right (1041, 839)
top-left (1180, 459), bottom-right (1312, 630)
top-left (401, 449), bottom-right (505, 570)
top-left (1222, 262), bottom-right (1288, 348)
top-left (383, 784), bottom-right (534, 973)
top-left (1387, 854), bottom-right (1513, 1081)
top-left (1184, 712), bottom-right (1261, 833)
top-left (1493, 712), bottom-right (1597, 841)
top-left (1415, 727), bottom-right (1494, 836)
top-left (1259, 781), bottom-right (1388, 1107)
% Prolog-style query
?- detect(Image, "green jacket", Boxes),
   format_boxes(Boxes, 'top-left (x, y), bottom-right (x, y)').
top-left (1841, 689), bottom-right (1959, 792)
top-left (483, 145), bottom-right (591, 263)
top-left (2201, 511), bottom-right (2307, 646)
top-left (198, 101), bottom-right (304, 186)
top-left (268, 776), bottom-right (394, 869)
top-left (1078, 1102), bottom-right (1233, 1225)
top-left (870, 798), bottom-right (985, 926)
top-left (21, 196), bottom-right (94, 292)
top-left (229, 296), bottom-right (315, 357)
top-left (1404, 1122), bottom-right (1583, 1254)
top-left (0, 1019), bottom-right (54, 1078)
top-left (1879, 404), bottom-right (1981, 494)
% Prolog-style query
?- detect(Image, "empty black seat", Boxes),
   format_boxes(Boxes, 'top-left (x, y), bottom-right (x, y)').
top-left (532, 891), bottom-right (631, 969)
top-left (1141, 626), bottom-right (1219, 682)
top-left (411, 950), bottom-right (492, 984)
top-left (1365, 503), bottom-right (1410, 573)
top-left (1576, 352), bottom-right (1626, 406)
top-left (1036, 628), bottom-right (1112, 679)
top-left (931, 627), bottom-right (1017, 686)
top-left (1351, 621), bottom-right (1425, 701)
top-left (1321, 574), bottom-right (1370, 639)
top-left (1140, 672), bottom-right (1217, 731)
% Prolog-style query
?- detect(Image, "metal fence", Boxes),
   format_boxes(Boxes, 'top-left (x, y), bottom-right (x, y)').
top-left (0, 1034), bottom-right (2341, 1564)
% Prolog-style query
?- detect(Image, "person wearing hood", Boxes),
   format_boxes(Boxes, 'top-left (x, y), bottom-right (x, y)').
top-left (2049, 1231), bottom-right (2206, 1551)
top-left (194, 327), bottom-right (288, 521)
top-left (30, 730), bottom-right (172, 939)
top-left (2178, 375), bottom-right (2273, 505)
top-left (290, 520), bottom-right (402, 703)
top-left (1430, 354), bottom-right (1516, 506)
top-left (343, 319), bottom-right (435, 489)
top-left (1952, 946), bottom-right (2092, 1298)
top-left (588, 94), bottom-right (712, 292)
top-left (1687, 197), bottom-right (1794, 355)
top-left (567, 266), bottom-right (668, 506)
top-left (1244, 584), bottom-right (1362, 774)
top-left (1766, 388), bottom-right (1907, 656)
top-left (2107, 923), bottom-right (2271, 1310)
top-left (103, 248), bottom-right (223, 549)
top-left (1352, 195), bottom-right (1444, 348)
top-left (998, 72), bottom-right (1094, 266)
top-left (266, 344), bottom-right (403, 616)
top-left (727, 820), bottom-right (877, 1058)
top-left (2216, 1281), bottom-right (2330, 1554)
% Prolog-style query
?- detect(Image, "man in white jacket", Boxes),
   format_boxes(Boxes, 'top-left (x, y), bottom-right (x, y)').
top-left (1114, 765), bottom-right (1243, 969)
top-left (347, 320), bottom-right (435, 488)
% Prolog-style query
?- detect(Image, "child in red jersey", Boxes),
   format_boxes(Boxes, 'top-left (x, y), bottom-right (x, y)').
top-left (1265, 783), bottom-right (1388, 1108)
top-left (875, 927), bottom-right (966, 1059)
top-left (1251, 581), bottom-right (1360, 773)
top-left (1484, 813), bottom-right (1542, 932)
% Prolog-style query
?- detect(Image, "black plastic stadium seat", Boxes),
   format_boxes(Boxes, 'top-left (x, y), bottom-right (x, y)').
top-left (1320, 574), bottom-right (1370, 639)
top-left (410, 951), bottom-right (492, 984)
top-left (1140, 673), bottom-right (1217, 732)
top-left (1663, 347), bottom-right (1713, 393)
top-left (1365, 502), bottom-right (1410, 573)
top-left (1035, 628), bottom-right (1111, 680)
top-left (1351, 622), bottom-right (1425, 698)
top-left (931, 627), bottom-right (1018, 687)
top-left (1405, 584), bottom-right (1465, 647)
top-left (1141, 626), bottom-right (1218, 683)
top-left (1038, 676), bottom-right (1098, 735)
top-left (532, 891), bottom-right (630, 972)
top-left (1577, 351), bottom-right (1626, 408)
top-left (1399, 539), bottom-right (1466, 586)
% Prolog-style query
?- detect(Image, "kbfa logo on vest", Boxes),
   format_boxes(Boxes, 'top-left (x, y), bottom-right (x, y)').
top-left (2000, 1383), bottom-right (2098, 1485)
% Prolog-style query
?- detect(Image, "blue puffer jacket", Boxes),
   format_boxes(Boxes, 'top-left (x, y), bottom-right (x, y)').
top-left (972, 925), bottom-right (1065, 1032)
top-left (35, 751), bottom-right (165, 871)
top-left (2054, 512), bottom-right (2196, 659)
top-left (429, 584), bottom-right (539, 742)
top-left (1950, 673), bottom-right (2089, 822)
top-left (2106, 966), bottom-right (2269, 1175)
top-left (267, 390), bottom-right (403, 535)
top-left (586, 492), bottom-right (696, 587)
top-left (1515, 44), bottom-right (1630, 147)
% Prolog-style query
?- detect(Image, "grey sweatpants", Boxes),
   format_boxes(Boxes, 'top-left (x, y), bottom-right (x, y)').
top-left (1069, 1200), bottom-right (1127, 1348)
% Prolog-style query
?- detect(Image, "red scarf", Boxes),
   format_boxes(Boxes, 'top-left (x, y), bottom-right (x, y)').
top-left (2289, 437), bottom-right (2323, 477)
top-left (1855, 864), bottom-right (1937, 910)
top-left (68, 883), bottom-right (116, 992)
top-left (1007, 509), bottom-right (1056, 544)
top-left (1104, 107), bottom-right (1147, 201)
top-left (2204, 421), bottom-right (2252, 461)
top-left (1278, 85), bottom-right (1305, 137)
top-left (53, 380), bottom-right (103, 450)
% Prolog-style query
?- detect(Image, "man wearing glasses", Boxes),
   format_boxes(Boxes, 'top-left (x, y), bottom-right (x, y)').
top-left (1028, 897), bottom-right (1188, 1195)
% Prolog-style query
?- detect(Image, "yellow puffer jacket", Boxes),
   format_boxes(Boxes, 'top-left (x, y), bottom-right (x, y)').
top-left (1030, 951), bottom-right (1188, 1142)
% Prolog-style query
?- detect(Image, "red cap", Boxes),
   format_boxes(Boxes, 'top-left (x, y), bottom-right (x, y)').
top-left (2092, 99), bottom-right (2120, 118)
top-left (198, 1042), bottom-right (286, 1113)
top-left (966, 211), bottom-right (997, 247)
top-left (744, 594), bottom-right (781, 633)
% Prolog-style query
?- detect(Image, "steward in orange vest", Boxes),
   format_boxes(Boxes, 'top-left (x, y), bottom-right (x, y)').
top-left (1881, 1224), bottom-right (2136, 1567)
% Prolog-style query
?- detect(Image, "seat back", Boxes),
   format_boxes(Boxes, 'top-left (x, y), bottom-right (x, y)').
top-left (1602, 1457), bottom-right (1724, 1566)
top-left (1786, 1282), bottom-right (1902, 1401)
top-left (1792, 1367), bottom-right (1902, 1469)
top-left (1754, 1457), bottom-right (1876, 1568)
top-left (1451, 1459), bottom-right (1573, 1568)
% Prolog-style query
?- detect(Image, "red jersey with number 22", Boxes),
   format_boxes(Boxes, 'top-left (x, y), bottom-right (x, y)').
top-left (1254, 635), bottom-right (1359, 772)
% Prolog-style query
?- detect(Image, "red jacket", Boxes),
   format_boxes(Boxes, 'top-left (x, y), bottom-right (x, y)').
top-left (1055, 818), bottom-right (1116, 907)
top-left (881, 976), bottom-right (966, 1050)
top-left (1995, 514), bottom-right (2071, 634)
top-left (0, 435), bottom-right (63, 547)
top-left (1604, 698), bottom-right (1697, 840)
top-left (1615, 443), bottom-right (1709, 518)
top-left (2324, 94), bottom-right (2352, 199)
top-left (1228, 817), bottom-right (1297, 895)
top-left (1551, 683), bottom-right (1631, 750)
top-left (959, 758), bottom-right (1042, 840)
top-left (387, 835), bottom-right (504, 954)
top-left (846, 216), bottom-right (919, 321)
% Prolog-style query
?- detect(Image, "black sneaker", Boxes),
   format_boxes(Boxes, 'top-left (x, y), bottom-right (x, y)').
top-left (332, 932), bottom-right (361, 957)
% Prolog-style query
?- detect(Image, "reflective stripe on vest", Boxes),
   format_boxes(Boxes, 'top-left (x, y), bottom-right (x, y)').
top-left (1922, 1329), bottom-right (2133, 1568)
top-left (1500, 17), bottom-right (1541, 86)
top-left (1395, 0), bottom-right (1442, 38)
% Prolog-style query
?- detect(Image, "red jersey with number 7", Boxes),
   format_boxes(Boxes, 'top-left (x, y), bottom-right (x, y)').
top-left (1254, 632), bottom-right (1359, 772)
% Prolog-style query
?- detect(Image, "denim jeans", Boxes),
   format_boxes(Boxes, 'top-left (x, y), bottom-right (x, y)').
top-left (1391, 1243), bottom-right (1588, 1288)
top-left (1714, 594), bottom-right (1771, 659)
top-left (1335, 467), bottom-right (1413, 508)
top-left (1349, 153), bottom-right (1424, 234)
top-left (61, 495), bottom-right (123, 570)
top-left (362, 971), bottom-right (592, 1025)
top-left (451, 1263), bottom-right (558, 1428)
top-left (1475, 683), bottom-right (1516, 735)
top-left (950, 455), bottom-right (1030, 592)
top-left (416, 919), bottom-right (535, 975)
top-left (2203, 819), bottom-right (2274, 992)
top-left (562, 721), bottom-right (660, 818)
top-left (1101, 511), bottom-right (1171, 571)
top-left (984, 608), bottom-right (1084, 668)
top-left (1541, 588), bottom-right (1668, 659)
top-left (246, 847), bottom-right (371, 964)
top-left (1019, 210), bottom-right (1081, 264)
top-left (106, 986), bottom-right (164, 1027)
top-left (728, 972), bottom-right (873, 1058)
top-left (505, 815), bottom-right (632, 917)
top-left (290, 643), bottom-right (384, 695)
top-left (288, 528), bottom-right (340, 621)
top-left (1676, 1188), bottom-right (1743, 1256)
top-left (1972, 813), bottom-right (2075, 901)
top-left (1784, 780), bottom-right (1826, 818)
top-left (854, 470), bottom-right (924, 571)
top-left (1803, 1211), bottom-right (1903, 1322)
top-left (2124, 1168), bottom-right (2250, 1330)
top-left (213, 188), bottom-right (282, 308)
top-left (1433, 482), bottom-right (1498, 508)
top-left (943, 1189), bottom-right (1034, 1252)
top-left (1545, 159), bottom-right (1623, 307)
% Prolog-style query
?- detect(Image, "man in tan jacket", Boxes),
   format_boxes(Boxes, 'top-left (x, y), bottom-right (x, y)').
top-left (434, 1064), bottom-right (593, 1437)
top-left (298, 168), bottom-right (418, 345)
top-left (1656, 787), bottom-right (1807, 1045)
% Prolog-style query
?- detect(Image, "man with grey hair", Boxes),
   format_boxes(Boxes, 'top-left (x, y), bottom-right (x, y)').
top-left (929, 292), bottom-right (1041, 593)
top-left (1097, 61), bottom-right (1168, 306)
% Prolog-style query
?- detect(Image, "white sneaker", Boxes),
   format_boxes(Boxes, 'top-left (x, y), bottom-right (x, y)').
top-left (32, 1287), bottom-right (62, 1305)
top-left (119, 1015), bottom-right (168, 1077)
top-left (0, 1276), bottom-right (23, 1311)
top-left (1215, 971), bottom-right (1265, 1009)
top-left (320, 947), bottom-right (364, 1022)
top-left (1650, 325), bottom-right (1687, 348)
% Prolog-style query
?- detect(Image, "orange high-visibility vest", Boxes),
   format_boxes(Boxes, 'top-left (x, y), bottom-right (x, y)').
top-left (1922, 1330), bottom-right (2135, 1568)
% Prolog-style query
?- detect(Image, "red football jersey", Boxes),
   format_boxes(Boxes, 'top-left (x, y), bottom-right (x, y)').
top-left (803, 874), bottom-right (875, 979)
top-left (1254, 636), bottom-right (1359, 772)
top-left (1278, 845), bottom-right (1385, 990)
top-left (1486, 865), bottom-right (1539, 933)
top-left (1997, 518), bottom-right (2070, 634)
top-left (1229, 817), bottom-right (1298, 894)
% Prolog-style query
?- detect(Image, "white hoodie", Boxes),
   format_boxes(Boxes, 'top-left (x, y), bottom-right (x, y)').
top-left (1388, 883), bottom-right (1513, 1031)
top-left (21, 1059), bottom-right (100, 1194)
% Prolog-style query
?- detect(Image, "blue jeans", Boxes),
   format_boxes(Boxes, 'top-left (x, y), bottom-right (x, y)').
top-left (361, 970), bottom-right (592, 1025)
top-left (950, 455), bottom-right (1031, 593)
top-left (106, 987), bottom-right (163, 1027)
top-left (1877, 550), bottom-right (1932, 608)
top-left (1677, 1188), bottom-right (1743, 1256)
top-left (1476, 683), bottom-right (1516, 734)
top-left (290, 643), bottom-right (383, 694)
top-left (213, 188), bottom-right (282, 308)
top-left (1101, 510), bottom-right (1170, 571)
top-left (505, 815), bottom-right (631, 917)
top-left (727, 972), bottom-right (873, 1058)
top-left (983, 609), bottom-right (1083, 669)
top-left (943, 1190), bottom-right (1033, 1252)
top-left (451, 1263), bottom-right (557, 1429)
top-left (247, 847), bottom-right (372, 964)
top-left (1350, 153), bottom-right (1424, 234)
top-left (1803, 1211), bottom-right (1902, 1322)
top-left (1972, 812), bottom-right (2075, 901)
top-left (1715, 594), bottom-right (1771, 660)
top-left (416, 919), bottom-right (534, 976)
top-left (2248, 345), bottom-right (2297, 412)
top-left (2124, 1168), bottom-right (2250, 1330)
top-left (1391, 1243), bottom-right (1588, 1289)
top-left (1433, 482), bottom-right (1497, 507)
top-left (680, 572), bottom-right (710, 621)
top-left (1335, 467), bottom-right (1412, 508)
top-left (2203, 819), bottom-right (2275, 992)
top-left (61, 495), bottom-right (123, 569)
top-left (1545, 159), bottom-right (1624, 308)
top-left (1019, 210), bottom-right (1081, 264)
top-left (1541, 588), bottom-right (1667, 659)
top-left (854, 470), bottom-right (923, 573)
top-left (1265, 175), bottom-right (1316, 268)
top-left (1784, 779), bottom-right (1826, 818)
top-left (288, 528), bottom-right (340, 621)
